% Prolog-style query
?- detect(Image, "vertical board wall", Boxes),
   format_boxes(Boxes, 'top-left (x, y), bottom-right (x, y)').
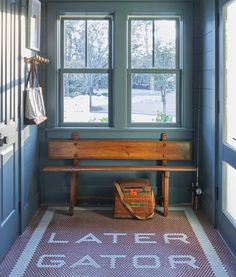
top-left (195, 0), bottom-right (217, 224)
top-left (20, 0), bottom-right (40, 230)
top-left (0, 0), bottom-right (40, 260)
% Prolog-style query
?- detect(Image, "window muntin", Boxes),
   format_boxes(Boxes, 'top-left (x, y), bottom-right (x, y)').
top-left (129, 17), bottom-right (179, 125)
top-left (61, 17), bottom-right (111, 124)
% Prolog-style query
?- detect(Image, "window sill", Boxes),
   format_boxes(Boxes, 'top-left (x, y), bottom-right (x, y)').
top-left (45, 126), bottom-right (193, 132)
top-left (44, 126), bottom-right (194, 139)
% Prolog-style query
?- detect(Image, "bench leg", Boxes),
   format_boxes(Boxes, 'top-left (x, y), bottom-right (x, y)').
top-left (163, 171), bottom-right (170, 217)
top-left (74, 173), bottom-right (78, 205)
top-left (161, 173), bottom-right (165, 207)
top-left (69, 172), bottom-right (77, 216)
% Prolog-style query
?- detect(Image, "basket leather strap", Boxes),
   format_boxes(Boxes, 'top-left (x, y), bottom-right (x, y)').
top-left (114, 182), bottom-right (155, 220)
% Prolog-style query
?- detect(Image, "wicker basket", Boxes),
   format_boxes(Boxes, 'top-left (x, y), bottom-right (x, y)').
top-left (113, 178), bottom-right (155, 220)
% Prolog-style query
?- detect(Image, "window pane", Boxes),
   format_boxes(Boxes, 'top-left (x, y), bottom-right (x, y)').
top-left (131, 74), bottom-right (176, 123)
top-left (64, 20), bottom-right (85, 68)
top-left (87, 20), bottom-right (109, 68)
top-left (224, 1), bottom-right (236, 148)
top-left (64, 73), bottom-right (109, 123)
top-left (154, 20), bottom-right (176, 68)
top-left (131, 20), bottom-right (153, 68)
top-left (223, 162), bottom-right (236, 224)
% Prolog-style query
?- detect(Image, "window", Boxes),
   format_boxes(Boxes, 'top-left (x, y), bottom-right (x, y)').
top-left (47, 2), bottom-right (192, 130)
top-left (61, 17), bottom-right (112, 124)
top-left (128, 17), bottom-right (180, 124)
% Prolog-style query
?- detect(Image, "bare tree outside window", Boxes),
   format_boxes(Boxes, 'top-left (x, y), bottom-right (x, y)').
top-left (131, 20), bottom-right (153, 68)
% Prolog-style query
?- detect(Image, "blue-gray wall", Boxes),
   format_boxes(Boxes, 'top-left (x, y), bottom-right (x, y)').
top-left (38, 0), bottom-right (219, 225)
top-left (23, 0), bottom-right (220, 239)
top-left (38, 0), bottom-right (219, 222)
top-left (194, 0), bottom-right (217, 224)
top-left (20, 0), bottom-right (40, 230)
top-left (21, 126), bottom-right (40, 230)
top-left (39, 0), bottom-right (196, 206)
top-left (0, 0), bottom-right (220, 260)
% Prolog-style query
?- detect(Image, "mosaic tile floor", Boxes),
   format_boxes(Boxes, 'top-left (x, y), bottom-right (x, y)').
top-left (0, 207), bottom-right (235, 277)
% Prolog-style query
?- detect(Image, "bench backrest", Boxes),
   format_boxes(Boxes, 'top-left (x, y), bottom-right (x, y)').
top-left (48, 139), bottom-right (192, 161)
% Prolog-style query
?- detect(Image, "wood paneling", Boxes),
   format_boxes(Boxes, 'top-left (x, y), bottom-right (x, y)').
top-left (0, 0), bottom-right (18, 125)
top-left (0, 145), bottom-right (15, 221)
top-left (197, 0), bottom-right (216, 224)
top-left (0, 0), bottom-right (20, 262)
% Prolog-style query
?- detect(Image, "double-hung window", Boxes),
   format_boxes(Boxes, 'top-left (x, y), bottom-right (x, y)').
top-left (61, 16), bottom-right (112, 125)
top-left (128, 17), bottom-right (180, 125)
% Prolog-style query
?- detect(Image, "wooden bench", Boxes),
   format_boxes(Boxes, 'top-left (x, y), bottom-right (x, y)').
top-left (43, 133), bottom-right (196, 216)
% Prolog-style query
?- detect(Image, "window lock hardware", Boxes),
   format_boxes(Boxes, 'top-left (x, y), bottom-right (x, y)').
top-left (0, 134), bottom-right (9, 147)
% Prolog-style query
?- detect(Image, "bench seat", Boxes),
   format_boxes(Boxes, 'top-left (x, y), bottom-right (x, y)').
top-left (44, 165), bottom-right (197, 172)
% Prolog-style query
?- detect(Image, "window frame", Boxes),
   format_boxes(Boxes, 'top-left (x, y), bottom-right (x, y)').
top-left (59, 15), bottom-right (113, 127)
top-left (46, 1), bottom-right (193, 133)
top-left (127, 16), bottom-right (181, 127)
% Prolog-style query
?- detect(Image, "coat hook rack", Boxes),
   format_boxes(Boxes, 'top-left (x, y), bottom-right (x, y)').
top-left (24, 55), bottom-right (49, 64)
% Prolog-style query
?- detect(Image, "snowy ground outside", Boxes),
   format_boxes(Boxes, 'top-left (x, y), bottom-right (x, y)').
top-left (64, 89), bottom-right (176, 123)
